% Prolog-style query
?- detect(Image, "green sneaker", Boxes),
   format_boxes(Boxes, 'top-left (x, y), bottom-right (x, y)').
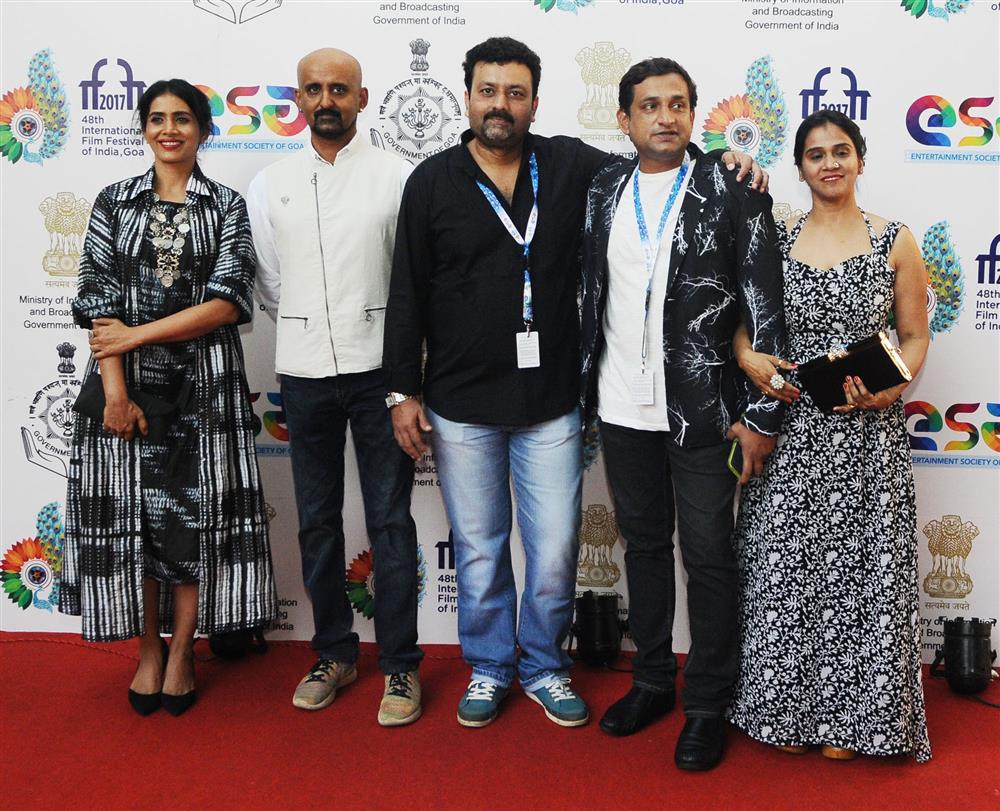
top-left (378, 671), bottom-right (422, 727)
top-left (292, 659), bottom-right (356, 711)
top-left (457, 679), bottom-right (508, 727)
top-left (526, 678), bottom-right (589, 727)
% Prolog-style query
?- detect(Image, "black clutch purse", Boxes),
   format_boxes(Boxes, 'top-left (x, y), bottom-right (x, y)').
top-left (73, 371), bottom-right (190, 443)
top-left (796, 331), bottom-right (912, 412)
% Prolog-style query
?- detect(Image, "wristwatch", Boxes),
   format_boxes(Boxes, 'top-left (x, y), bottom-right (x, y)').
top-left (385, 392), bottom-right (413, 409)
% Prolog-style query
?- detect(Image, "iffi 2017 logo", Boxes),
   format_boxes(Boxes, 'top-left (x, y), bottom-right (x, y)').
top-left (978, 234), bottom-right (1000, 285)
top-left (79, 58), bottom-right (145, 112)
top-left (702, 56), bottom-right (787, 169)
top-left (800, 68), bottom-right (870, 120)
top-left (2, 503), bottom-right (65, 612)
top-left (0, 49), bottom-right (69, 165)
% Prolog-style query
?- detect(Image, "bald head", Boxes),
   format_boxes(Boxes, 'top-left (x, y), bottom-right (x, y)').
top-left (295, 48), bottom-right (368, 150)
top-left (297, 48), bottom-right (362, 89)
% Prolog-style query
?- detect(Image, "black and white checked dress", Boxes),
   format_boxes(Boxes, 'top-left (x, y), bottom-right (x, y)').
top-left (60, 167), bottom-right (276, 641)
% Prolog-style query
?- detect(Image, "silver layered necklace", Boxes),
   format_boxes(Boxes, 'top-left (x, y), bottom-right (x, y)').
top-left (148, 193), bottom-right (191, 288)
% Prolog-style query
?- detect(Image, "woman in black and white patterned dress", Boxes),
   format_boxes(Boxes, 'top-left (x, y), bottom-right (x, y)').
top-left (727, 110), bottom-right (931, 761)
top-left (62, 80), bottom-right (275, 716)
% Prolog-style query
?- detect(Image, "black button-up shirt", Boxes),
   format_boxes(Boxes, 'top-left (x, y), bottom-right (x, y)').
top-left (384, 130), bottom-right (607, 425)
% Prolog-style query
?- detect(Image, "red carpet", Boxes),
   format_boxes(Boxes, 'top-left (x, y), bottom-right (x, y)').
top-left (1, 632), bottom-right (998, 810)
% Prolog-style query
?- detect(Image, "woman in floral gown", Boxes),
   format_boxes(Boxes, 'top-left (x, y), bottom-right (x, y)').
top-left (728, 110), bottom-right (931, 762)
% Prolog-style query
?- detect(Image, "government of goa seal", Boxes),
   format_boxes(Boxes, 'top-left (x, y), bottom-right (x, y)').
top-left (372, 41), bottom-right (462, 163)
top-left (22, 343), bottom-right (82, 478)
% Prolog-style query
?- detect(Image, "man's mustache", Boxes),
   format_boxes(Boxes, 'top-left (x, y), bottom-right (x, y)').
top-left (484, 111), bottom-right (514, 124)
top-left (314, 109), bottom-right (343, 122)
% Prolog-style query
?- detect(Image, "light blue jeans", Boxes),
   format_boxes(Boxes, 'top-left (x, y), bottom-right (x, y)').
top-left (427, 406), bottom-right (582, 691)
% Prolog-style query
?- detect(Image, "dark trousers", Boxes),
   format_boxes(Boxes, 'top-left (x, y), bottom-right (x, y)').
top-left (600, 421), bottom-right (738, 717)
top-left (282, 369), bottom-right (422, 674)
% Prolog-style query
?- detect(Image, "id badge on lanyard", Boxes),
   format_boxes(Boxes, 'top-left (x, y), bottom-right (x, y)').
top-left (476, 152), bottom-right (540, 369)
top-left (630, 158), bottom-right (690, 404)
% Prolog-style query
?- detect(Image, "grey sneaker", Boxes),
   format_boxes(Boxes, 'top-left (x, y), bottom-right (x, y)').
top-left (525, 678), bottom-right (589, 727)
top-left (292, 659), bottom-right (357, 710)
top-left (457, 679), bottom-right (508, 728)
top-left (378, 671), bottom-right (422, 727)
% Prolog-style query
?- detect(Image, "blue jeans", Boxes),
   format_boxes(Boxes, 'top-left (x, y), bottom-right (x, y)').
top-left (427, 406), bottom-right (582, 690)
top-left (281, 370), bottom-right (422, 674)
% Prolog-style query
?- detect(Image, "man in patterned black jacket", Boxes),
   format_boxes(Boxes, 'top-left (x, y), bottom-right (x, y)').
top-left (579, 58), bottom-right (786, 770)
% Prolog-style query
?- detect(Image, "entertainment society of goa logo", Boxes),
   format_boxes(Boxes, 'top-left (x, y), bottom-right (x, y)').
top-left (2, 502), bottom-right (65, 612)
top-left (22, 343), bottom-right (82, 479)
top-left (373, 40), bottom-right (462, 163)
top-left (0, 49), bottom-right (69, 165)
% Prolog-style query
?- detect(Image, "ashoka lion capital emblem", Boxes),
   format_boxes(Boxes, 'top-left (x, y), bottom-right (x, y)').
top-left (922, 514), bottom-right (979, 599)
top-left (576, 42), bottom-right (631, 130)
top-left (409, 38), bottom-right (430, 73)
top-left (40, 192), bottom-right (90, 276)
top-left (577, 504), bottom-right (621, 588)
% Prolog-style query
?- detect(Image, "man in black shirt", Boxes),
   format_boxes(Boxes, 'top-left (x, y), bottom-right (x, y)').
top-left (384, 37), bottom-right (759, 730)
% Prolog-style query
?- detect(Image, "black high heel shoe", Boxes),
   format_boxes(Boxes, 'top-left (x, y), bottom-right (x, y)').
top-left (161, 647), bottom-right (197, 717)
top-left (128, 636), bottom-right (169, 716)
top-left (161, 689), bottom-right (197, 716)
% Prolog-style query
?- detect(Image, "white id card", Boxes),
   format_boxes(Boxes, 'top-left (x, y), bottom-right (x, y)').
top-left (630, 369), bottom-right (655, 405)
top-left (516, 331), bottom-right (541, 369)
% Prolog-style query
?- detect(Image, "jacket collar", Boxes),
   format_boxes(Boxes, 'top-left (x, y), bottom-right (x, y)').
top-left (456, 128), bottom-right (536, 180)
top-left (123, 166), bottom-right (213, 202)
top-left (664, 142), bottom-right (710, 294)
top-left (310, 129), bottom-right (365, 166)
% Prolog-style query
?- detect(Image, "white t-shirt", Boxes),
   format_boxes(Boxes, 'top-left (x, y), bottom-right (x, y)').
top-left (598, 164), bottom-right (690, 432)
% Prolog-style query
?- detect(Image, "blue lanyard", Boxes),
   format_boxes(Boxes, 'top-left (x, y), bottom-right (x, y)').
top-left (633, 159), bottom-right (689, 365)
top-left (476, 152), bottom-right (539, 328)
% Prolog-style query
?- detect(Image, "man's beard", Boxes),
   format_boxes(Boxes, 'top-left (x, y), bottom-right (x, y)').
top-left (311, 110), bottom-right (348, 140)
top-left (476, 111), bottom-right (521, 147)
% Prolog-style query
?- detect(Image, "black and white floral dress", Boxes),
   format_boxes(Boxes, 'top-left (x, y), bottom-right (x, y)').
top-left (728, 211), bottom-right (931, 762)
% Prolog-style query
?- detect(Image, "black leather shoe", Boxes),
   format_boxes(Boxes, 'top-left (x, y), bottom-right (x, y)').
top-left (674, 717), bottom-right (726, 771)
top-left (127, 636), bottom-right (169, 716)
top-left (161, 689), bottom-right (197, 717)
top-left (127, 688), bottom-right (161, 716)
top-left (599, 685), bottom-right (676, 736)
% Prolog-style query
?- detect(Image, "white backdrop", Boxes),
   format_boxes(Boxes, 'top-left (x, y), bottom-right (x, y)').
top-left (2, 0), bottom-right (998, 661)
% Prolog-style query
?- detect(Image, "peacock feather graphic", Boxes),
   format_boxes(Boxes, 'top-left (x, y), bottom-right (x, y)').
top-left (922, 221), bottom-right (964, 336)
top-left (2, 502), bottom-right (65, 612)
top-left (533, 0), bottom-right (593, 13)
top-left (702, 57), bottom-right (787, 169)
top-left (900, 0), bottom-right (970, 20)
top-left (0, 49), bottom-right (69, 165)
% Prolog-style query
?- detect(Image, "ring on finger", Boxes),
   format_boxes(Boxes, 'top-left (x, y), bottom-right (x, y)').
top-left (769, 373), bottom-right (786, 391)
